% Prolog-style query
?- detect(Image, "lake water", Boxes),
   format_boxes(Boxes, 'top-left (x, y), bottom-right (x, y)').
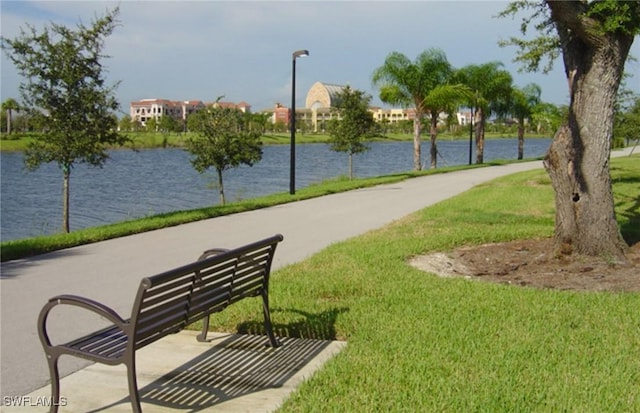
top-left (1, 138), bottom-right (550, 241)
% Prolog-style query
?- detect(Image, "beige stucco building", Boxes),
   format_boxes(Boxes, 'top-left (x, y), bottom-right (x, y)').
top-left (130, 99), bottom-right (251, 127)
top-left (301, 82), bottom-right (345, 132)
top-left (305, 82), bottom-right (347, 110)
top-left (301, 81), bottom-right (422, 132)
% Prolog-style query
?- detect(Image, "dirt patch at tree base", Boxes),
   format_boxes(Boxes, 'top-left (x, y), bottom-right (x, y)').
top-left (409, 238), bottom-right (640, 292)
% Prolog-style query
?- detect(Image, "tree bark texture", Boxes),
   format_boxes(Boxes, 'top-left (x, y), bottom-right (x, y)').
top-left (217, 168), bottom-right (226, 206)
top-left (474, 108), bottom-right (485, 164)
top-left (517, 122), bottom-right (525, 160)
top-left (544, 1), bottom-right (634, 260)
top-left (429, 115), bottom-right (438, 169)
top-left (62, 169), bottom-right (70, 233)
top-left (6, 109), bottom-right (12, 135)
top-left (349, 152), bottom-right (354, 180)
top-left (413, 116), bottom-right (422, 171)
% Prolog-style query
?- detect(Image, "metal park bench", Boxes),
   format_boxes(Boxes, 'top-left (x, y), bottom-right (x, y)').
top-left (37, 234), bottom-right (284, 413)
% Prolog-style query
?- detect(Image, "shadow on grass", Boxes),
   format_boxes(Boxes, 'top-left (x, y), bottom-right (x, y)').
top-left (237, 307), bottom-right (349, 341)
top-left (613, 172), bottom-right (640, 245)
top-left (619, 200), bottom-right (640, 246)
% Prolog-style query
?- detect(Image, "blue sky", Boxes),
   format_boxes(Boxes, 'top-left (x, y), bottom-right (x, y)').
top-left (2, 1), bottom-right (639, 115)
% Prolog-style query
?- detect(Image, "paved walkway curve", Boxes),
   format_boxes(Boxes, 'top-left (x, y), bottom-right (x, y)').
top-left (0, 150), bottom-right (630, 400)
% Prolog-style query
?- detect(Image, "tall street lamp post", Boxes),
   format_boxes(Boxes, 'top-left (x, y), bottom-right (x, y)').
top-left (290, 49), bottom-right (309, 195)
top-left (468, 108), bottom-right (474, 165)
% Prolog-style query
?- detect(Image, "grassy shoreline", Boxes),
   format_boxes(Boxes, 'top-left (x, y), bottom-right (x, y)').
top-left (0, 162), bottom-right (495, 262)
top-left (3, 152), bottom-right (636, 262)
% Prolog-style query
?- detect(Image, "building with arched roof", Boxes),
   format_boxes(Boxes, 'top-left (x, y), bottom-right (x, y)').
top-left (302, 82), bottom-right (348, 132)
top-left (270, 81), bottom-right (452, 133)
top-left (305, 82), bottom-right (346, 110)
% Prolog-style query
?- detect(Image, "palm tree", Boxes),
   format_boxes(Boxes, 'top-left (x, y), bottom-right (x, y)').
top-left (422, 84), bottom-right (471, 168)
top-left (511, 84), bottom-right (542, 159)
top-left (372, 49), bottom-right (466, 170)
top-left (2, 98), bottom-right (20, 135)
top-left (456, 62), bottom-right (513, 164)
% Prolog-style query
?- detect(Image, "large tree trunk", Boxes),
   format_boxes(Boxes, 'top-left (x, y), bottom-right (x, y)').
top-left (544, 1), bottom-right (634, 261)
top-left (429, 114), bottom-right (438, 169)
top-left (474, 108), bottom-right (485, 164)
top-left (413, 116), bottom-right (422, 171)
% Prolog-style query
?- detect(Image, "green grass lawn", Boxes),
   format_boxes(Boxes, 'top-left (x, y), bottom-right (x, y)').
top-left (197, 155), bottom-right (639, 412)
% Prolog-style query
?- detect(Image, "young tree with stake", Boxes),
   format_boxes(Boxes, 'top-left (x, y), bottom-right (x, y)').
top-left (327, 86), bottom-right (377, 180)
top-left (186, 104), bottom-right (262, 205)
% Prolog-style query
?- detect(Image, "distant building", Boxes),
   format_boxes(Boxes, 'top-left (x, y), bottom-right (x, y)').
top-left (130, 99), bottom-right (251, 127)
top-left (131, 84), bottom-right (462, 132)
top-left (272, 103), bottom-right (290, 125)
top-left (370, 107), bottom-right (417, 123)
top-left (305, 81), bottom-right (346, 110)
top-left (302, 82), bottom-right (343, 132)
top-left (299, 81), bottom-right (447, 132)
top-left (457, 111), bottom-right (472, 126)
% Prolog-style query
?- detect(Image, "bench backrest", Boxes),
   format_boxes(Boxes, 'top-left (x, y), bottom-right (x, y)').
top-left (129, 234), bottom-right (283, 349)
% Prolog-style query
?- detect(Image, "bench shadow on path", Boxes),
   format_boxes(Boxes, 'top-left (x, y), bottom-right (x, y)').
top-left (88, 307), bottom-right (348, 412)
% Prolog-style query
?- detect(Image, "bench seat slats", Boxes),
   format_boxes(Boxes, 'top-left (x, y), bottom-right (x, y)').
top-left (64, 325), bottom-right (128, 362)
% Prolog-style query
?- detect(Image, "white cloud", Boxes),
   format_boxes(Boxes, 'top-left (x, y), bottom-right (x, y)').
top-left (2, 1), bottom-right (638, 112)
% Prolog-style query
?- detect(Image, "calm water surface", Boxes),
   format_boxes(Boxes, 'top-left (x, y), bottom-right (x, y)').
top-left (1, 138), bottom-right (550, 241)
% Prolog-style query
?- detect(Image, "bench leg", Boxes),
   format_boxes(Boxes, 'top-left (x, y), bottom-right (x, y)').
top-left (126, 357), bottom-right (142, 413)
top-left (262, 290), bottom-right (281, 347)
top-left (196, 314), bottom-right (211, 342)
top-left (45, 354), bottom-right (61, 413)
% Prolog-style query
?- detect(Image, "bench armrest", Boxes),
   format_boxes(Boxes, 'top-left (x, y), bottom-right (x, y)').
top-left (198, 248), bottom-right (230, 261)
top-left (38, 294), bottom-right (129, 347)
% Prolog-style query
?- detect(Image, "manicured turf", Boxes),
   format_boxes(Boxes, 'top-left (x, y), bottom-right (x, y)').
top-left (200, 155), bottom-right (639, 412)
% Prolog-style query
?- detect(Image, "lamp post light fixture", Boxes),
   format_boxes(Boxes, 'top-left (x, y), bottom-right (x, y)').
top-left (290, 49), bottom-right (309, 195)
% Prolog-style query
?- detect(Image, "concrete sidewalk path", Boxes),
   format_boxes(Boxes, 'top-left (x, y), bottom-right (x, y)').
top-left (1, 331), bottom-right (346, 412)
top-left (2, 151), bottom-right (629, 410)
